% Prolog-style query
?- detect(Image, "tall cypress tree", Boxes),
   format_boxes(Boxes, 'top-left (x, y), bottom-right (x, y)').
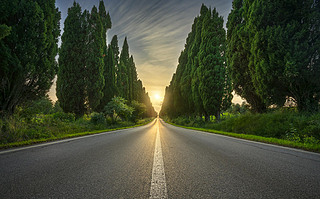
top-left (191, 5), bottom-right (209, 117)
top-left (0, 0), bottom-right (60, 115)
top-left (110, 35), bottom-right (120, 67)
top-left (86, 6), bottom-right (105, 111)
top-left (98, 0), bottom-right (111, 48)
top-left (226, 0), bottom-right (266, 113)
top-left (198, 8), bottom-right (232, 121)
top-left (57, 2), bottom-right (86, 116)
top-left (118, 37), bottom-right (130, 99)
top-left (35, 0), bottom-right (61, 85)
top-left (247, 0), bottom-right (320, 112)
top-left (97, 45), bottom-right (117, 111)
top-left (129, 55), bottom-right (138, 102)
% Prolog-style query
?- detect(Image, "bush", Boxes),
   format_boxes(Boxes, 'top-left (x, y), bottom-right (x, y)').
top-left (90, 112), bottom-right (106, 125)
top-left (52, 112), bottom-right (75, 123)
top-left (104, 97), bottom-right (134, 121)
top-left (17, 96), bottom-right (54, 118)
top-left (168, 110), bottom-right (320, 144)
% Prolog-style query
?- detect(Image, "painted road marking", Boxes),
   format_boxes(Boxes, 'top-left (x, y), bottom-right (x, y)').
top-left (150, 119), bottom-right (168, 199)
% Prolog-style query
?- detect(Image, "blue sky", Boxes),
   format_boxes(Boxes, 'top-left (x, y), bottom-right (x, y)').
top-left (54, 0), bottom-right (235, 112)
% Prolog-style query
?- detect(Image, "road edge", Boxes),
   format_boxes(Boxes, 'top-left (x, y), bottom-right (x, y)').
top-left (162, 119), bottom-right (320, 153)
top-left (0, 118), bottom-right (156, 150)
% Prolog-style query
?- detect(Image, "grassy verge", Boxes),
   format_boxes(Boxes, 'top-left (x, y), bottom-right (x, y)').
top-left (0, 118), bottom-right (154, 149)
top-left (167, 121), bottom-right (320, 153)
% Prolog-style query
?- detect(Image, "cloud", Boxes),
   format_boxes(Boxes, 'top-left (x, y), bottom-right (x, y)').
top-left (54, 0), bottom-right (234, 111)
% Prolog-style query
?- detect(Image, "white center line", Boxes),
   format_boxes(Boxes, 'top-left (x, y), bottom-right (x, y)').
top-left (150, 119), bottom-right (168, 199)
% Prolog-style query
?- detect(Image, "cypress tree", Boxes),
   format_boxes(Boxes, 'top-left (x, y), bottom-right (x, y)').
top-left (129, 55), bottom-right (138, 102)
top-left (118, 37), bottom-right (130, 99)
top-left (110, 35), bottom-right (120, 96)
top-left (98, 0), bottom-right (111, 48)
top-left (0, 0), bottom-right (60, 115)
top-left (191, 5), bottom-right (209, 117)
top-left (86, 6), bottom-right (105, 111)
top-left (110, 35), bottom-right (120, 66)
top-left (56, 2), bottom-right (86, 116)
top-left (198, 8), bottom-right (232, 121)
top-left (226, 0), bottom-right (266, 113)
top-left (35, 0), bottom-right (61, 85)
top-left (96, 45), bottom-right (117, 111)
top-left (248, 0), bottom-right (320, 112)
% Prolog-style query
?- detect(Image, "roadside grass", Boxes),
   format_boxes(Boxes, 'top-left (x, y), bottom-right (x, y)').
top-left (164, 110), bottom-right (320, 153)
top-left (0, 117), bottom-right (154, 149)
top-left (167, 122), bottom-right (320, 153)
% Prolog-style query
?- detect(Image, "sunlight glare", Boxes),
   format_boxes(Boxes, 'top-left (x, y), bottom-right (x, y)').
top-left (155, 94), bottom-right (161, 100)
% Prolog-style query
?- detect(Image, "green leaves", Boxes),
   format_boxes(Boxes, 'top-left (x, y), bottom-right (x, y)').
top-left (57, 1), bottom-right (155, 118)
top-left (0, 0), bottom-right (60, 115)
top-left (104, 97), bottom-right (134, 121)
top-left (57, 2), bottom-right (86, 117)
top-left (247, 0), bottom-right (320, 112)
top-left (226, 0), bottom-right (266, 113)
top-left (161, 5), bottom-right (232, 121)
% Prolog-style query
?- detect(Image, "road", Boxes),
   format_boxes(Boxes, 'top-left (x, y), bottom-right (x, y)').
top-left (1, 118), bottom-right (320, 198)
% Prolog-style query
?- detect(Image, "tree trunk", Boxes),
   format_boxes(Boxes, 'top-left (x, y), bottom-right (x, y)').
top-left (215, 111), bottom-right (221, 122)
top-left (204, 113), bottom-right (210, 122)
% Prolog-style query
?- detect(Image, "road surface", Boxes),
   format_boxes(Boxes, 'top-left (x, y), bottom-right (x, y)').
top-left (1, 118), bottom-right (320, 198)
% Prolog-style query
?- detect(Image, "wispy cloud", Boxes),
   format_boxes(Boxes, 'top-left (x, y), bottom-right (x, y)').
top-left (54, 0), bottom-right (233, 111)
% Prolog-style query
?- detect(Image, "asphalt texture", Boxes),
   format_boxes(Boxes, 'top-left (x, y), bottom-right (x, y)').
top-left (1, 118), bottom-right (320, 198)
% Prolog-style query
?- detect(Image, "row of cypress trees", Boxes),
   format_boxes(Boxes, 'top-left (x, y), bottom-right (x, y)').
top-left (161, 0), bottom-right (320, 120)
top-left (160, 5), bottom-right (233, 121)
top-left (0, 0), bottom-right (61, 115)
top-left (57, 1), bottom-right (156, 118)
top-left (227, 0), bottom-right (320, 113)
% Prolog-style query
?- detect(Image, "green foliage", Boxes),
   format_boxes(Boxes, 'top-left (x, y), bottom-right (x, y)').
top-left (90, 112), bottom-right (106, 125)
top-left (117, 38), bottom-right (130, 99)
top-left (0, 0), bottom-right (60, 115)
top-left (131, 100), bottom-right (147, 121)
top-left (226, 0), bottom-right (266, 113)
top-left (98, 0), bottom-right (111, 47)
top-left (227, 102), bottom-right (249, 115)
top-left (198, 8), bottom-right (232, 121)
top-left (245, 0), bottom-right (320, 112)
top-left (110, 35), bottom-right (120, 72)
top-left (0, 98), bottom-right (153, 146)
top-left (17, 97), bottom-right (54, 118)
top-left (86, 6), bottom-right (105, 111)
top-left (52, 112), bottom-right (75, 123)
top-left (56, 2), bottom-right (86, 117)
top-left (104, 97), bottom-right (134, 121)
top-left (167, 110), bottom-right (320, 146)
top-left (0, 24), bottom-right (11, 40)
top-left (161, 4), bottom-right (232, 120)
top-left (97, 44), bottom-right (117, 112)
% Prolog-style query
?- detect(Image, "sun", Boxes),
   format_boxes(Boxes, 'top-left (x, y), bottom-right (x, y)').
top-left (154, 94), bottom-right (161, 100)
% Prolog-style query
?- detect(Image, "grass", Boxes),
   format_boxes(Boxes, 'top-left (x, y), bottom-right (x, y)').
top-left (0, 118), bottom-right (154, 149)
top-left (168, 122), bottom-right (320, 153)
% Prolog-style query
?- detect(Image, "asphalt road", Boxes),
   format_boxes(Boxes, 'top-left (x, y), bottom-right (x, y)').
top-left (1, 118), bottom-right (320, 198)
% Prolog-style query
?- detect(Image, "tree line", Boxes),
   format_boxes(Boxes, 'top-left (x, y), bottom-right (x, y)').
top-left (160, 1), bottom-right (319, 120)
top-left (160, 5), bottom-right (232, 121)
top-left (0, 0), bottom-right (156, 118)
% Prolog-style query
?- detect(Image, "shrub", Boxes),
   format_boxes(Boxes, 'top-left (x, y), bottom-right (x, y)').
top-left (90, 112), bottom-right (106, 125)
top-left (169, 110), bottom-right (320, 144)
top-left (18, 96), bottom-right (54, 118)
top-left (104, 97), bottom-right (134, 121)
top-left (52, 112), bottom-right (75, 123)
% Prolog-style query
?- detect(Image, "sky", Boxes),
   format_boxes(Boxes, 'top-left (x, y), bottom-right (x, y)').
top-left (52, 0), bottom-right (238, 112)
